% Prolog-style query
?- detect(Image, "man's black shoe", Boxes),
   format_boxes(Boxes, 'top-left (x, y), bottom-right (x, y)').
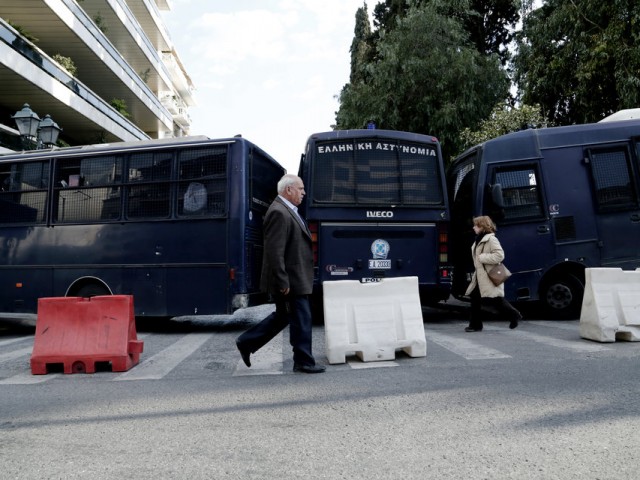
top-left (236, 341), bottom-right (251, 367)
top-left (293, 363), bottom-right (326, 374)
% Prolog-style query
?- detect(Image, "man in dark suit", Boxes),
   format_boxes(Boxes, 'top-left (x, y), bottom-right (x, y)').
top-left (236, 174), bottom-right (325, 373)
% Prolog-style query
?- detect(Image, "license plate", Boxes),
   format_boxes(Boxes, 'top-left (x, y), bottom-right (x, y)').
top-left (368, 259), bottom-right (391, 269)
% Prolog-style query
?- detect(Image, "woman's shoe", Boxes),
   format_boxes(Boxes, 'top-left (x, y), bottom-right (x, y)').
top-left (509, 313), bottom-right (522, 330)
top-left (465, 327), bottom-right (482, 332)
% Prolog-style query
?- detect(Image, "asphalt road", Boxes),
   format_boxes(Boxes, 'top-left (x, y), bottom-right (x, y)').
top-left (1, 302), bottom-right (639, 479)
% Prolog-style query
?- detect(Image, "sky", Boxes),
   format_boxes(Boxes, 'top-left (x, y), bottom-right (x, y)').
top-left (162, 1), bottom-right (372, 175)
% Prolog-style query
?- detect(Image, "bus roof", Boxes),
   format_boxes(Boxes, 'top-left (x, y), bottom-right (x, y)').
top-left (455, 116), bottom-right (640, 164)
top-left (0, 135), bottom-right (274, 162)
top-left (305, 129), bottom-right (439, 143)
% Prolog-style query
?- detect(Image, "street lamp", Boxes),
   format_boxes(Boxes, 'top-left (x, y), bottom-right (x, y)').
top-left (11, 103), bottom-right (62, 149)
top-left (38, 114), bottom-right (62, 147)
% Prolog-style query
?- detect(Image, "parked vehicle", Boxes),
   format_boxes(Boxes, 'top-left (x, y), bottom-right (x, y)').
top-left (447, 116), bottom-right (640, 318)
top-left (298, 129), bottom-right (452, 315)
top-left (0, 136), bottom-right (284, 317)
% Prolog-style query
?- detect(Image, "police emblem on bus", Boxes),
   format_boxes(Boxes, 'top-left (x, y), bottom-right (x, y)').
top-left (371, 239), bottom-right (390, 259)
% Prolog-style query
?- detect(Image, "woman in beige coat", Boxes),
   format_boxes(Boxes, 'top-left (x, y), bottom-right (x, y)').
top-left (464, 216), bottom-right (521, 332)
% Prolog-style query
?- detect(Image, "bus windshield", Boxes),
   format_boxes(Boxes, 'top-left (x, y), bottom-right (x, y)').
top-left (310, 137), bottom-right (444, 206)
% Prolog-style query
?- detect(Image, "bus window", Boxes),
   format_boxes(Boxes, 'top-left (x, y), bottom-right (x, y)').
top-left (0, 161), bottom-right (48, 223)
top-left (251, 151), bottom-right (282, 213)
top-left (493, 167), bottom-right (544, 220)
top-left (588, 147), bottom-right (637, 210)
top-left (127, 151), bottom-right (172, 219)
top-left (177, 146), bottom-right (227, 217)
top-left (54, 155), bottom-right (122, 223)
top-left (312, 139), bottom-right (443, 206)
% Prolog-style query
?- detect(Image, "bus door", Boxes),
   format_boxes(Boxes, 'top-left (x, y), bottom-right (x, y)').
top-left (317, 222), bottom-right (438, 286)
top-left (486, 162), bottom-right (556, 300)
top-left (587, 145), bottom-right (640, 268)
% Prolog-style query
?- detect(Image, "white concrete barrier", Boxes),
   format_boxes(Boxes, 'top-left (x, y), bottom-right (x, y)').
top-left (323, 276), bottom-right (426, 364)
top-left (579, 268), bottom-right (640, 342)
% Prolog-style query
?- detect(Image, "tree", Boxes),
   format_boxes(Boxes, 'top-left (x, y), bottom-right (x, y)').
top-left (349, 3), bottom-right (373, 84)
top-left (514, 0), bottom-right (640, 125)
top-left (335, 2), bottom-right (510, 160)
top-left (372, 0), bottom-right (412, 32)
top-left (459, 103), bottom-right (547, 150)
top-left (370, 0), bottom-right (519, 65)
top-left (464, 0), bottom-right (520, 65)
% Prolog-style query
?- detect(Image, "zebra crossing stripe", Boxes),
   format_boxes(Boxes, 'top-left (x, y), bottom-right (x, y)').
top-left (114, 333), bottom-right (212, 381)
top-left (0, 337), bottom-right (32, 348)
top-left (0, 347), bottom-right (33, 364)
top-left (526, 321), bottom-right (580, 331)
top-left (349, 360), bottom-right (399, 369)
top-left (426, 330), bottom-right (512, 360)
top-left (487, 325), bottom-right (610, 353)
top-left (233, 331), bottom-right (284, 376)
top-left (0, 372), bottom-right (59, 385)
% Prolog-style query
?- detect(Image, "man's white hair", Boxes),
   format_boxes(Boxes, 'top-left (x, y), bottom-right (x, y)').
top-left (277, 174), bottom-right (300, 194)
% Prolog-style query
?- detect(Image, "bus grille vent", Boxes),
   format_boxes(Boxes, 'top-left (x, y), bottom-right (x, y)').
top-left (553, 216), bottom-right (576, 242)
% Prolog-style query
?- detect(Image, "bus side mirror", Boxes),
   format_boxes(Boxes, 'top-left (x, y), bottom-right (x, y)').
top-left (489, 183), bottom-right (505, 221)
top-left (490, 183), bottom-right (504, 208)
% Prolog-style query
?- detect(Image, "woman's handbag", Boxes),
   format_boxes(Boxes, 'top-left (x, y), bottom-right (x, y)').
top-left (487, 263), bottom-right (511, 286)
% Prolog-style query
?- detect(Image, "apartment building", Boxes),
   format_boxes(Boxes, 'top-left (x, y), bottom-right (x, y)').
top-left (0, 0), bottom-right (195, 151)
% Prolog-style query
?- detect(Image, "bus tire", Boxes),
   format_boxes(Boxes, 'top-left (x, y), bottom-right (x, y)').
top-left (540, 274), bottom-right (584, 320)
top-left (76, 284), bottom-right (110, 298)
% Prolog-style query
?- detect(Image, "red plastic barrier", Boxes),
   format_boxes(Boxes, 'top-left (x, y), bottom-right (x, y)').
top-left (30, 295), bottom-right (144, 375)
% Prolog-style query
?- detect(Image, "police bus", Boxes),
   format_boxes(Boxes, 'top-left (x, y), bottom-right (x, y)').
top-left (0, 135), bottom-right (284, 317)
top-left (297, 129), bottom-right (452, 313)
top-left (447, 114), bottom-right (640, 318)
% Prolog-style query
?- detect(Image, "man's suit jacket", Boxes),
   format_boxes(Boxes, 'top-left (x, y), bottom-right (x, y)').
top-left (260, 197), bottom-right (314, 295)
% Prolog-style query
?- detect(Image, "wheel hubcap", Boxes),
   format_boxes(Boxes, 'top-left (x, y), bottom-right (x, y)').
top-left (546, 283), bottom-right (572, 310)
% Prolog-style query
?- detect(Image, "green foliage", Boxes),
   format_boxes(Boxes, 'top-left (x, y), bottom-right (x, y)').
top-left (349, 4), bottom-right (373, 84)
top-left (464, 0), bottom-right (519, 65)
top-left (459, 103), bottom-right (547, 151)
top-left (7, 21), bottom-right (38, 43)
top-left (110, 98), bottom-right (131, 119)
top-left (370, 1), bottom-right (519, 65)
top-left (93, 13), bottom-right (108, 34)
top-left (52, 54), bottom-right (77, 77)
top-left (336, 2), bottom-right (512, 160)
top-left (514, 0), bottom-right (640, 125)
top-left (139, 68), bottom-right (151, 83)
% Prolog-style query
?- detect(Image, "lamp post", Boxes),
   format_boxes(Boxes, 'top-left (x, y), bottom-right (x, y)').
top-left (11, 103), bottom-right (62, 149)
top-left (38, 114), bottom-right (62, 147)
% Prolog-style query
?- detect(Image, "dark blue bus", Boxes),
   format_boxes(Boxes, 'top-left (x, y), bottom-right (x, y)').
top-left (447, 115), bottom-right (640, 318)
top-left (298, 129), bottom-right (452, 311)
top-left (0, 136), bottom-right (284, 317)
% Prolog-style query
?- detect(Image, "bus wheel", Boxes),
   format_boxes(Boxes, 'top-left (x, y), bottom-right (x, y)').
top-left (541, 274), bottom-right (584, 320)
top-left (76, 284), bottom-right (110, 298)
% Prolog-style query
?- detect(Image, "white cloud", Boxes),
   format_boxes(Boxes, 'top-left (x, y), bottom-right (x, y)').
top-left (163, 1), bottom-right (371, 174)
